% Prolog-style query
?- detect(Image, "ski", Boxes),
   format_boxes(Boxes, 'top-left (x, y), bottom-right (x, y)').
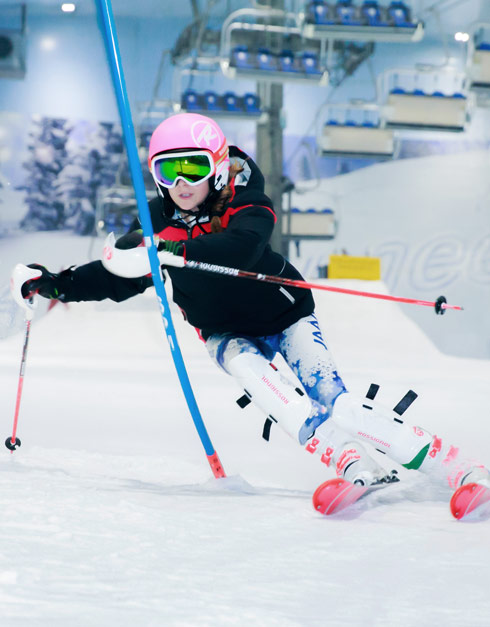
top-left (312, 477), bottom-right (395, 516)
top-left (450, 483), bottom-right (490, 521)
top-left (314, 478), bottom-right (490, 520)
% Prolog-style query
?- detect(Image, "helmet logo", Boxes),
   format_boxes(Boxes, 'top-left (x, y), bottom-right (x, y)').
top-left (191, 121), bottom-right (221, 152)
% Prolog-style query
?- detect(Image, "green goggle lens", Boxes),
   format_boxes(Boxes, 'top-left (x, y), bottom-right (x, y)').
top-left (155, 154), bottom-right (213, 187)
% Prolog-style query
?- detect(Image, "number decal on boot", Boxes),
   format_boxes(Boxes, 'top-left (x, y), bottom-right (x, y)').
top-left (429, 436), bottom-right (442, 459)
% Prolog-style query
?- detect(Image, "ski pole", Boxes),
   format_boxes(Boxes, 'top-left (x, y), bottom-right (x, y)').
top-left (95, 0), bottom-right (225, 478)
top-left (164, 258), bottom-right (462, 315)
top-left (5, 308), bottom-right (34, 452)
top-left (102, 237), bottom-right (463, 316)
top-left (6, 264), bottom-right (42, 452)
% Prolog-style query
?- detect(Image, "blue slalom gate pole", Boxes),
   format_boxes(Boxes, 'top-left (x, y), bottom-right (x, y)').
top-left (95, 0), bottom-right (225, 478)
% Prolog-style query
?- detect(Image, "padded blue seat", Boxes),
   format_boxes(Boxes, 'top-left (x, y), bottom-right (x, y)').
top-left (203, 91), bottom-right (222, 111)
top-left (182, 89), bottom-right (202, 111)
top-left (307, 1), bottom-right (336, 25)
top-left (336, 1), bottom-right (362, 26)
top-left (361, 1), bottom-right (385, 26)
top-left (223, 91), bottom-right (243, 112)
top-left (387, 1), bottom-right (413, 27)
top-left (301, 52), bottom-right (320, 74)
top-left (243, 93), bottom-right (261, 113)
top-left (279, 49), bottom-right (296, 72)
top-left (231, 45), bottom-right (254, 69)
top-left (121, 213), bottom-right (134, 230)
top-left (256, 48), bottom-right (277, 71)
top-left (105, 213), bottom-right (117, 231)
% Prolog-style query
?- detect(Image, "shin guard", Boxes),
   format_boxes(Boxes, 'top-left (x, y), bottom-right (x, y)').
top-left (226, 351), bottom-right (312, 442)
top-left (226, 353), bottom-right (391, 480)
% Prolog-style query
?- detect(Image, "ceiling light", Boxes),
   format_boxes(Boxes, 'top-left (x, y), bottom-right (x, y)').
top-left (61, 3), bottom-right (76, 12)
top-left (454, 32), bottom-right (469, 42)
top-left (40, 37), bottom-right (57, 51)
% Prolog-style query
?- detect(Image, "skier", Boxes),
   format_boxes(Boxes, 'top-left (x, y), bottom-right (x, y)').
top-left (18, 112), bottom-right (489, 494)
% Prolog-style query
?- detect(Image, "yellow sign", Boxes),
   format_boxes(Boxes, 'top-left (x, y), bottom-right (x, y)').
top-left (328, 255), bottom-right (381, 280)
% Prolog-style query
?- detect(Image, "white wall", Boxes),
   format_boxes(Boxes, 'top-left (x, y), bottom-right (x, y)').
top-left (0, 13), bottom-right (188, 122)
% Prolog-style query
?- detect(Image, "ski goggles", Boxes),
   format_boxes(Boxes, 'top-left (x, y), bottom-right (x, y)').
top-left (150, 150), bottom-right (215, 189)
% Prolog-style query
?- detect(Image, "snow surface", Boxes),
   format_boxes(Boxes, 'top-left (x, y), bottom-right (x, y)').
top-left (0, 233), bottom-right (490, 627)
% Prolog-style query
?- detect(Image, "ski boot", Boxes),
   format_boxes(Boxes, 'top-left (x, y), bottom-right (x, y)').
top-left (459, 465), bottom-right (490, 490)
top-left (337, 441), bottom-right (399, 487)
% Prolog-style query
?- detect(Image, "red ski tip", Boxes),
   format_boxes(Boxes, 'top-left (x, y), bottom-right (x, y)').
top-left (450, 483), bottom-right (490, 521)
top-left (313, 478), bottom-right (368, 516)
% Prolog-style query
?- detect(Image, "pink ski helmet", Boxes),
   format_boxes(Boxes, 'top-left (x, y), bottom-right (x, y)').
top-left (148, 113), bottom-right (230, 192)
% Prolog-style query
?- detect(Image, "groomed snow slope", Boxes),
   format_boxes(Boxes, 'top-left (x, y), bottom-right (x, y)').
top-left (0, 233), bottom-right (489, 626)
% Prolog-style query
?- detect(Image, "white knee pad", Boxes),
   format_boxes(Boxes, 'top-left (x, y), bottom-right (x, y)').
top-left (331, 392), bottom-right (433, 469)
top-left (227, 352), bottom-right (312, 442)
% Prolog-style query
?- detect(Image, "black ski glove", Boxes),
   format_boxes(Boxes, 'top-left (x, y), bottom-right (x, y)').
top-left (21, 264), bottom-right (74, 301)
top-left (115, 229), bottom-right (144, 250)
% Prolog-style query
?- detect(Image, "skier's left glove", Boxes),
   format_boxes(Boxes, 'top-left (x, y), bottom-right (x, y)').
top-left (157, 240), bottom-right (184, 256)
top-left (21, 264), bottom-right (74, 301)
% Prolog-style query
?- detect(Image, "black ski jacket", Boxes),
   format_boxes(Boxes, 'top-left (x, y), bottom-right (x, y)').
top-left (59, 147), bottom-right (315, 339)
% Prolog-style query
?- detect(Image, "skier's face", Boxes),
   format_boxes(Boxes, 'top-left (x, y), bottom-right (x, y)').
top-left (168, 178), bottom-right (210, 212)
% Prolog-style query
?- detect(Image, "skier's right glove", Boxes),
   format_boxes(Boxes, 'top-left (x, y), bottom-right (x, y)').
top-left (21, 264), bottom-right (74, 301)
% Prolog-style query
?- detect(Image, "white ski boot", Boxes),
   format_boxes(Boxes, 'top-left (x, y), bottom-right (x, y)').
top-left (336, 441), bottom-right (399, 487)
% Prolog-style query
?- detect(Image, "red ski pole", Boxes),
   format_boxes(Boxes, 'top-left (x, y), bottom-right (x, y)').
top-left (180, 260), bottom-right (463, 315)
top-left (5, 314), bottom-right (32, 451)
top-left (102, 238), bottom-right (464, 316)
top-left (6, 264), bottom-right (42, 452)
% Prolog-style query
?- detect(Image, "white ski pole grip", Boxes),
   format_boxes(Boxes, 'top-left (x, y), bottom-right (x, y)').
top-left (102, 232), bottom-right (185, 278)
top-left (10, 264), bottom-right (41, 320)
